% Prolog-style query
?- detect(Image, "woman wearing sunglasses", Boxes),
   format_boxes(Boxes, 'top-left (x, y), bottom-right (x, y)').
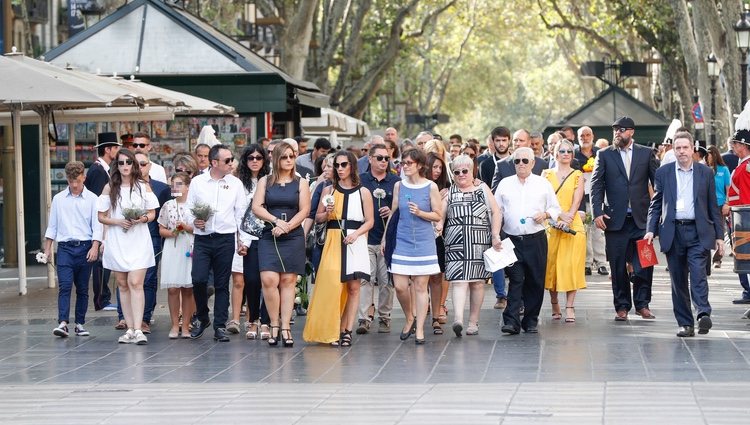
top-left (383, 149), bottom-right (443, 344)
top-left (542, 139), bottom-right (586, 322)
top-left (97, 149), bottom-right (159, 345)
top-left (252, 141), bottom-right (311, 347)
top-left (440, 155), bottom-right (502, 336)
top-left (304, 151), bottom-right (374, 346)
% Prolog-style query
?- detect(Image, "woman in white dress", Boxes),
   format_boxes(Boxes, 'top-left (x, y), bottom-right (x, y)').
top-left (158, 172), bottom-right (195, 339)
top-left (98, 149), bottom-right (158, 345)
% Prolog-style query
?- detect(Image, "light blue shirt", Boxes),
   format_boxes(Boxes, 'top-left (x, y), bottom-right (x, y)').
top-left (45, 187), bottom-right (103, 242)
top-left (675, 162), bottom-right (695, 220)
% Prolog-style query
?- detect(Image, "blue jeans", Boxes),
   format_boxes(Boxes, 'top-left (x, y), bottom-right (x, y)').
top-left (56, 241), bottom-right (93, 324)
top-left (740, 274), bottom-right (750, 300)
top-left (118, 237), bottom-right (161, 322)
top-left (493, 268), bottom-right (506, 299)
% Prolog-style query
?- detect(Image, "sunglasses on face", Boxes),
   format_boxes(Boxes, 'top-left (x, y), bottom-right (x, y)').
top-left (175, 167), bottom-right (186, 173)
top-left (558, 149), bottom-right (573, 154)
top-left (453, 169), bottom-right (470, 176)
top-left (218, 157), bottom-right (234, 165)
top-left (117, 159), bottom-right (133, 166)
top-left (374, 155), bottom-right (390, 162)
top-left (513, 158), bottom-right (530, 165)
top-left (402, 160), bottom-right (417, 167)
top-left (334, 161), bottom-right (349, 169)
top-left (137, 161), bottom-right (149, 167)
top-left (132, 143), bottom-right (149, 149)
top-left (279, 154), bottom-right (295, 161)
top-left (247, 155), bottom-right (264, 162)
top-left (614, 127), bottom-right (632, 133)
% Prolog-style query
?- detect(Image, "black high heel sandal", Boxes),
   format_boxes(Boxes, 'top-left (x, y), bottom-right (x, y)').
top-left (268, 326), bottom-right (280, 346)
top-left (281, 328), bottom-right (294, 347)
top-left (340, 330), bottom-right (352, 347)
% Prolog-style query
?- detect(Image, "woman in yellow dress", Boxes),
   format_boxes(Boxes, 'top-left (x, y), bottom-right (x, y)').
top-left (303, 151), bottom-right (374, 346)
top-left (543, 139), bottom-right (586, 322)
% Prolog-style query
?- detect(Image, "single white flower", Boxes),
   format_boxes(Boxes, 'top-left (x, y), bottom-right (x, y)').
top-left (295, 287), bottom-right (301, 295)
top-left (373, 188), bottom-right (386, 199)
top-left (35, 252), bottom-right (48, 264)
top-left (296, 275), bottom-right (302, 283)
top-left (294, 296), bottom-right (302, 304)
top-left (322, 194), bottom-right (335, 206)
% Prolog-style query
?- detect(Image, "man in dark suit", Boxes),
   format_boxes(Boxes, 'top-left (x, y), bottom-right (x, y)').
top-left (491, 129), bottom-right (548, 191)
top-left (479, 126), bottom-right (511, 187)
top-left (644, 132), bottom-right (723, 337)
top-left (590, 116), bottom-right (659, 321)
top-left (83, 132), bottom-right (120, 311)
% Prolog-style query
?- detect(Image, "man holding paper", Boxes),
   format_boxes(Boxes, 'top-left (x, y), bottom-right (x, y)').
top-left (644, 132), bottom-right (723, 337)
top-left (495, 147), bottom-right (561, 334)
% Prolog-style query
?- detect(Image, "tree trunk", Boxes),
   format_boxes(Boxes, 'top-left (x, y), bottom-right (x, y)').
top-left (279, 0), bottom-right (321, 79)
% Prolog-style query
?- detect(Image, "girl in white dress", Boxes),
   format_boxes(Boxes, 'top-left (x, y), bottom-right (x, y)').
top-left (98, 149), bottom-right (158, 345)
top-left (158, 172), bottom-right (195, 339)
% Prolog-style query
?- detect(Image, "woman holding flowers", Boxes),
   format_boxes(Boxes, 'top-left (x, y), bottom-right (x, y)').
top-left (97, 149), bottom-right (158, 345)
top-left (252, 141), bottom-right (311, 347)
top-left (304, 151), bottom-right (374, 346)
top-left (158, 172), bottom-right (195, 338)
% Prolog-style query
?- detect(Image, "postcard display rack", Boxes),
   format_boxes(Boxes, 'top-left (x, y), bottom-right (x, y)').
top-left (49, 116), bottom-right (256, 196)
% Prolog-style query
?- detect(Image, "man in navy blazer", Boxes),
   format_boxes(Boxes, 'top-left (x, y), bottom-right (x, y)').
top-left (590, 117), bottom-right (659, 321)
top-left (644, 132), bottom-right (724, 337)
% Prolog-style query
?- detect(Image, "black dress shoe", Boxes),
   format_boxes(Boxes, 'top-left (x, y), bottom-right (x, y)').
top-left (415, 338), bottom-right (425, 345)
top-left (523, 326), bottom-right (539, 334)
top-left (697, 315), bottom-right (712, 334)
top-left (501, 325), bottom-right (520, 335)
top-left (585, 267), bottom-right (592, 276)
top-left (190, 319), bottom-right (211, 339)
top-left (733, 298), bottom-right (750, 304)
top-left (676, 326), bottom-right (695, 337)
top-left (597, 266), bottom-right (609, 275)
top-left (213, 328), bottom-right (230, 342)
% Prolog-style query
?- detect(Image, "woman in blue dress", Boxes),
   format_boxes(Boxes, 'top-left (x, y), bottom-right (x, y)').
top-left (384, 149), bottom-right (443, 344)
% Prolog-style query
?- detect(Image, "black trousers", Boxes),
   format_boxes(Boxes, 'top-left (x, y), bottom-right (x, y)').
top-left (605, 216), bottom-right (653, 312)
top-left (243, 242), bottom-right (270, 324)
top-left (91, 260), bottom-right (112, 310)
top-left (192, 233), bottom-right (234, 330)
top-left (502, 231), bottom-right (547, 331)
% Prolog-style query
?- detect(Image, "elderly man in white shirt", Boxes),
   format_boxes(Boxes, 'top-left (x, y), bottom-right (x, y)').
top-left (495, 147), bottom-right (561, 335)
top-left (44, 161), bottom-right (104, 338)
top-left (186, 144), bottom-right (247, 342)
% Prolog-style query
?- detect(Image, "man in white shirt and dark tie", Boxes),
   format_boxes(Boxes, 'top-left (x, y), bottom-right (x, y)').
top-left (495, 147), bottom-right (561, 334)
top-left (186, 144), bottom-right (247, 342)
top-left (44, 161), bottom-right (103, 338)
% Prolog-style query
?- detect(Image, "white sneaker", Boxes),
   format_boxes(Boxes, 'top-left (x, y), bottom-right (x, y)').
top-left (74, 324), bottom-right (89, 336)
top-left (118, 329), bottom-right (135, 344)
top-left (53, 322), bottom-right (69, 338)
top-left (134, 329), bottom-right (148, 345)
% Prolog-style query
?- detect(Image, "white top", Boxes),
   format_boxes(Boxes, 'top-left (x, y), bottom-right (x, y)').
top-left (185, 171), bottom-right (246, 235)
top-left (494, 174), bottom-right (561, 236)
top-left (149, 162), bottom-right (167, 184)
top-left (238, 178), bottom-right (259, 247)
top-left (45, 187), bottom-right (103, 242)
top-left (661, 149), bottom-right (676, 166)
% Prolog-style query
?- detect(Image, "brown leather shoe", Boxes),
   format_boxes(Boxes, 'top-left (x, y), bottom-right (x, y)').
top-left (114, 319), bottom-right (127, 330)
top-left (636, 308), bottom-right (655, 319)
top-left (614, 310), bottom-right (628, 321)
top-left (141, 322), bottom-right (151, 334)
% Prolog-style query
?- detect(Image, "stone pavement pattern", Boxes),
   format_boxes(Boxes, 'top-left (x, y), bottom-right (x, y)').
top-left (0, 259), bottom-right (749, 423)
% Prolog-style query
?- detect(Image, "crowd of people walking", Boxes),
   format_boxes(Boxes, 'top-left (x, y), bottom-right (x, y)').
top-left (44, 112), bottom-right (750, 345)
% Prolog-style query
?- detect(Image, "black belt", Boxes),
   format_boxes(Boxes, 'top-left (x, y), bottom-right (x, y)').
top-left (196, 232), bottom-right (234, 239)
top-left (674, 219), bottom-right (696, 225)
top-left (327, 220), bottom-right (363, 230)
top-left (506, 230), bottom-right (546, 241)
top-left (59, 240), bottom-right (91, 247)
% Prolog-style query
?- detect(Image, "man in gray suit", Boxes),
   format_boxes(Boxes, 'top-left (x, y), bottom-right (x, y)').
top-left (644, 132), bottom-right (724, 337)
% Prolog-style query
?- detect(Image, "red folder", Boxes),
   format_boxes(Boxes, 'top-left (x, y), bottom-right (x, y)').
top-left (636, 239), bottom-right (659, 268)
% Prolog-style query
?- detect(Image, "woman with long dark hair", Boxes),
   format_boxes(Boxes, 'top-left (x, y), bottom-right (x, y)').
top-left (252, 141), bottom-right (311, 347)
top-left (425, 153), bottom-right (451, 334)
top-left (235, 145), bottom-right (273, 339)
top-left (304, 151), bottom-right (374, 346)
top-left (707, 145), bottom-right (731, 268)
top-left (97, 149), bottom-right (158, 345)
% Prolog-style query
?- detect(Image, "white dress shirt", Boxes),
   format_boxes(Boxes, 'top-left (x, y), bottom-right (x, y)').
top-left (495, 174), bottom-right (561, 235)
top-left (185, 172), bottom-right (247, 235)
top-left (149, 162), bottom-right (167, 184)
top-left (45, 187), bottom-right (103, 242)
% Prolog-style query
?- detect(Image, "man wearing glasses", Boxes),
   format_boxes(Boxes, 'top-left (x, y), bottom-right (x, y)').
top-left (186, 144), bottom-right (247, 342)
top-left (357, 143), bottom-right (400, 334)
top-left (591, 116), bottom-right (659, 322)
top-left (131, 133), bottom-right (167, 183)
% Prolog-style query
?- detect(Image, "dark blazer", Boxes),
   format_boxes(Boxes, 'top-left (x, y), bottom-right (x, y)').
top-left (84, 160), bottom-right (110, 196)
top-left (491, 156), bottom-right (548, 191)
top-left (722, 151), bottom-right (739, 174)
top-left (590, 143), bottom-right (658, 230)
top-left (479, 154), bottom-right (502, 187)
top-left (646, 162), bottom-right (723, 252)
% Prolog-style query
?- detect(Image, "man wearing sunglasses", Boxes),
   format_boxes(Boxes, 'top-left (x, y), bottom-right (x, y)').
top-left (84, 132), bottom-right (121, 312)
top-left (491, 129), bottom-right (548, 191)
top-left (132, 133), bottom-right (167, 184)
top-left (591, 116), bottom-right (659, 322)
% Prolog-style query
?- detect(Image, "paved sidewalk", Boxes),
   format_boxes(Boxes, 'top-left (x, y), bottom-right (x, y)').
top-left (0, 259), bottom-right (749, 423)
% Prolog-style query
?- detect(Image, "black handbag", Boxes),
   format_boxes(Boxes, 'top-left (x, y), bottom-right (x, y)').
top-left (240, 204), bottom-right (264, 238)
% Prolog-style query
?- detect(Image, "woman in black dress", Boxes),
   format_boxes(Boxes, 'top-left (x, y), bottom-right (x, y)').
top-left (252, 141), bottom-right (311, 347)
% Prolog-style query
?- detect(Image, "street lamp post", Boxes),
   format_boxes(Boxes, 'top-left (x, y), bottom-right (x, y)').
top-left (735, 12), bottom-right (750, 108)
top-left (707, 53), bottom-right (720, 146)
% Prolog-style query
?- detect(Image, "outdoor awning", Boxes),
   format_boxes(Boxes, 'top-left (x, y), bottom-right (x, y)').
top-left (296, 88), bottom-right (330, 109)
top-left (301, 108), bottom-right (349, 132)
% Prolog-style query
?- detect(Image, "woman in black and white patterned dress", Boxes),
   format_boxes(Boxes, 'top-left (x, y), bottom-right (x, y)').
top-left (441, 155), bottom-right (502, 337)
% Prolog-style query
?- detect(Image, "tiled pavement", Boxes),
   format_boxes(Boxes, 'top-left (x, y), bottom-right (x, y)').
top-left (1, 257), bottom-right (750, 424)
